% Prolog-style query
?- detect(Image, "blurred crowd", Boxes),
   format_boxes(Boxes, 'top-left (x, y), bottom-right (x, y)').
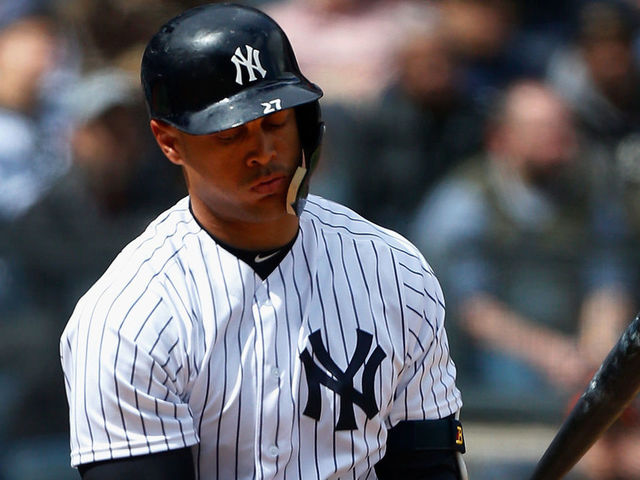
top-left (1, 0), bottom-right (640, 478)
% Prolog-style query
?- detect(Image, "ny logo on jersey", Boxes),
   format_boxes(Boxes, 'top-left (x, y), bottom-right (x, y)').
top-left (300, 329), bottom-right (386, 430)
top-left (231, 45), bottom-right (267, 85)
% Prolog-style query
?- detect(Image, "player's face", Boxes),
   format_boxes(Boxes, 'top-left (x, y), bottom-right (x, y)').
top-left (152, 108), bottom-right (301, 236)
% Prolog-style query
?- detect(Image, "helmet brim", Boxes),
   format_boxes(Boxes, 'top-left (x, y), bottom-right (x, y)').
top-left (161, 78), bottom-right (322, 135)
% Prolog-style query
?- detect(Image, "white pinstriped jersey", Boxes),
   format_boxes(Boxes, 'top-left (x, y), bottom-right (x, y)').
top-left (60, 194), bottom-right (462, 480)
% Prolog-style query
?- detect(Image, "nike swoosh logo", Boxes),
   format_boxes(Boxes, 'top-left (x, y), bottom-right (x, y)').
top-left (254, 250), bottom-right (281, 263)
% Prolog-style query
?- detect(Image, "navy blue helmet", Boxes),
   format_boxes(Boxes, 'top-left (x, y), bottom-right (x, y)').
top-left (141, 3), bottom-right (324, 215)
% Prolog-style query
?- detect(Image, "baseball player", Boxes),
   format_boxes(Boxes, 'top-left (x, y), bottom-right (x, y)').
top-left (60, 3), bottom-right (466, 479)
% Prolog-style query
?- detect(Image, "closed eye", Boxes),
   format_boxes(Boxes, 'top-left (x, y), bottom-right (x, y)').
top-left (264, 110), bottom-right (290, 129)
top-left (265, 119), bottom-right (287, 129)
top-left (215, 126), bottom-right (245, 142)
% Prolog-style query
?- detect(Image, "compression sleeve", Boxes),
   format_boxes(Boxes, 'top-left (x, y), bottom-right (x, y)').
top-left (79, 447), bottom-right (195, 480)
top-left (375, 449), bottom-right (460, 480)
top-left (375, 415), bottom-right (465, 479)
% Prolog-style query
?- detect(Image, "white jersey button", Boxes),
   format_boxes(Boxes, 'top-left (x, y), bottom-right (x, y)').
top-left (271, 367), bottom-right (280, 377)
top-left (268, 445), bottom-right (279, 457)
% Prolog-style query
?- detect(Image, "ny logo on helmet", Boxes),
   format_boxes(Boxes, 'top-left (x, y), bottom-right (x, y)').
top-left (231, 45), bottom-right (267, 85)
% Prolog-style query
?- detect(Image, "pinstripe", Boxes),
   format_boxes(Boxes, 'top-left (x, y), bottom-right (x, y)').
top-left (174, 402), bottom-right (187, 452)
top-left (163, 273), bottom-right (194, 325)
top-left (60, 195), bottom-right (462, 479)
top-left (196, 361), bottom-right (211, 480)
top-left (114, 301), bottom-right (173, 456)
top-left (155, 398), bottom-right (170, 449)
top-left (188, 262), bottom-right (205, 377)
top-left (364, 240), bottom-right (387, 459)
top-left (277, 264), bottom-right (295, 479)
top-left (351, 240), bottom-right (378, 471)
top-left (319, 230), bottom-right (348, 473)
top-left (337, 234), bottom-right (360, 475)
top-left (268, 278), bottom-right (283, 478)
top-left (304, 200), bottom-right (423, 261)
top-left (371, 243), bottom-right (395, 396)
top-left (197, 235), bottom-right (219, 344)
top-left (194, 235), bottom-right (219, 479)
top-left (130, 346), bottom-right (152, 452)
top-left (66, 329), bottom-right (84, 460)
top-left (255, 284), bottom-right (265, 477)
top-left (253, 284), bottom-right (265, 480)
top-left (233, 258), bottom-right (246, 479)
top-left (424, 274), bottom-right (457, 414)
top-left (257, 284), bottom-right (266, 480)
top-left (389, 250), bottom-right (409, 417)
top-left (311, 263), bottom-right (324, 480)
top-left (427, 346), bottom-right (443, 418)
top-left (420, 296), bottom-right (445, 418)
top-left (214, 245), bottom-right (233, 480)
top-left (85, 287), bottom-right (115, 461)
top-left (321, 230), bottom-right (349, 360)
top-left (288, 247), bottom-right (305, 480)
top-left (94, 223), bottom-right (195, 455)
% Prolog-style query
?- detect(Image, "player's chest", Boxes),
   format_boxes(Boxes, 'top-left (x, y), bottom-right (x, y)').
top-left (189, 275), bottom-right (405, 428)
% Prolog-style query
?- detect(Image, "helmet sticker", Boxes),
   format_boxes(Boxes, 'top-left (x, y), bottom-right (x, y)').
top-left (262, 99), bottom-right (282, 114)
top-left (231, 45), bottom-right (267, 85)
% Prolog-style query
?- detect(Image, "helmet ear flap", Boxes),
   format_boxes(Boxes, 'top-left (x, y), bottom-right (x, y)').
top-left (295, 101), bottom-right (323, 163)
top-left (287, 101), bottom-right (324, 216)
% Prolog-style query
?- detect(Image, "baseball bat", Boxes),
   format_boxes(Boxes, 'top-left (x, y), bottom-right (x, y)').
top-left (528, 312), bottom-right (640, 480)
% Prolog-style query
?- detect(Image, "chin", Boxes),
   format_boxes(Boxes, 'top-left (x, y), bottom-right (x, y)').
top-left (244, 197), bottom-right (290, 221)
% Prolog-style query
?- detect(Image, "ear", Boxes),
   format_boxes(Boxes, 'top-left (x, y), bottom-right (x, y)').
top-left (150, 119), bottom-right (185, 166)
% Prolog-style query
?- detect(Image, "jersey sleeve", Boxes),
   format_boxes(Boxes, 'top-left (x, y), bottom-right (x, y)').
top-left (387, 255), bottom-right (463, 426)
top-left (60, 281), bottom-right (199, 467)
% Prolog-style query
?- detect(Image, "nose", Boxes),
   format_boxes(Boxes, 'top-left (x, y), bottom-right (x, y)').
top-left (245, 121), bottom-right (276, 167)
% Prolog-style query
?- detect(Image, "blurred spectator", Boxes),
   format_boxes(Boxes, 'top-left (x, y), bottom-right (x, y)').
top-left (409, 80), bottom-right (634, 419)
top-left (58, 0), bottom-right (198, 72)
top-left (264, 0), bottom-right (437, 105)
top-left (438, 0), bottom-right (570, 108)
top-left (58, 0), bottom-right (291, 75)
top-left (547, 0), bottom-right (640, 143)
top-left (0, 68), bottom-right (185, 444)
top-left (0, 1), bottom-right (75, 222)
top-left (547, 0), bottom-right (640, 304)
top-left (8, 68), bottom-right (186, 323)
top-left (438, 0), bottom-right (527, 105)
top-left (348, 18), bottom-right (484, 233)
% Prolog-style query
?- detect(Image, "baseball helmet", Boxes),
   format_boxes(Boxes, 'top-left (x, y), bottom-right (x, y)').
top-left (141, 3), bottom-right (324, 215)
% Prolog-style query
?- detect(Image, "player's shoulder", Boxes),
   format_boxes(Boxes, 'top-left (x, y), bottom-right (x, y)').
top-left (90, 197), bottom-right (195, 279)
top-left (133, 196), bottom-right (198, 248)
top-left (64, 198), bottom-right (199, 326)
top-left (301, 195), bottom-right (429, 269)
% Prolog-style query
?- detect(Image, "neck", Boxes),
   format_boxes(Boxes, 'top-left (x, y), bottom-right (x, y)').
top-left (189, 199), bottom-right (300, 251)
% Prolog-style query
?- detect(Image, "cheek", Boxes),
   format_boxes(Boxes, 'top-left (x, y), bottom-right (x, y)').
top-left (279, 127), bottom-right (302, 163)
top-left (179, 144), bottom-right (229, 187)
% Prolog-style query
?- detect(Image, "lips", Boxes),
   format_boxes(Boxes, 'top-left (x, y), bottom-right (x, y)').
top-left (250, 173), bottom-right (289, 195)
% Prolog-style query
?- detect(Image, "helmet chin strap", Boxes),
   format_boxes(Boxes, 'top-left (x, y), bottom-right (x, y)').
top-left (286, 150), bottom-right (308, 216)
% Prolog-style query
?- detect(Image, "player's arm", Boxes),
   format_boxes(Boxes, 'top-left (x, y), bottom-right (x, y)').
top-left (61, 289), bottom-right (200, 477)
top-left (78, 447), bottom-right (195, 480)
top-left (377, 251), bottom-right (467, 479)
top-left (375, 414), bottom-right (466, 480)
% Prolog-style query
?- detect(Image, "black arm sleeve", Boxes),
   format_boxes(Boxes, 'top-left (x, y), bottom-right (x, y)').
top-left (375, 415), bottom-right (465, 480)
top-left (375, 449), bottom-right (460, 480)
top-left (78, 446), bottom-right (195, 480)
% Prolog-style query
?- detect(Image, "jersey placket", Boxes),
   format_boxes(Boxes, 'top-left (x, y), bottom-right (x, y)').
top-left (252, 280), bottom-right (288, 479)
